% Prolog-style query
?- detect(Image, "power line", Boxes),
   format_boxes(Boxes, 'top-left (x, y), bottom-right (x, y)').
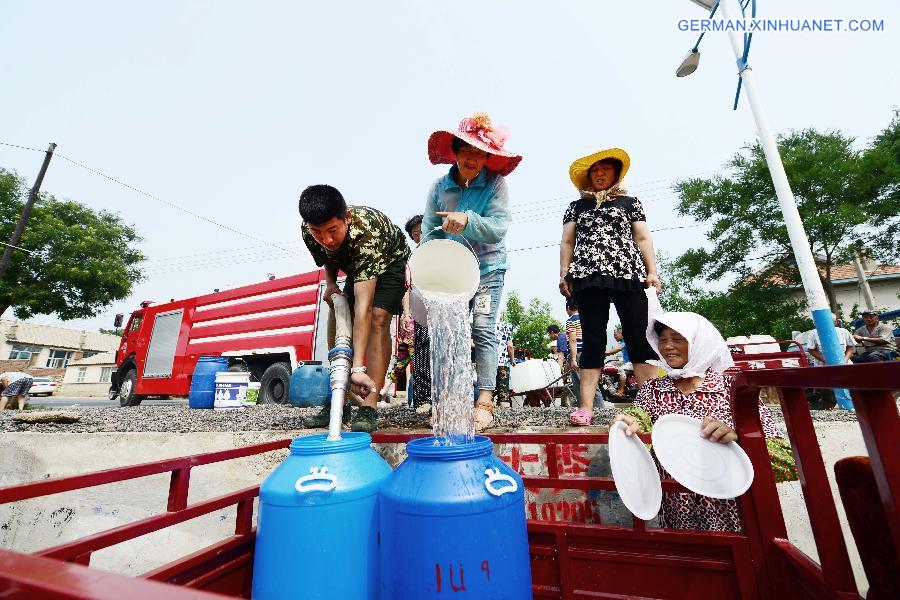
top-left (507, 169), bottom-right (722, 210)
top-left (0, 241), bottom-right (37, 255)
top-left (54, 152), bottom-right (302, 257)
top-left (1, 139), bottom-right (303, 257)
top-left (507, 223), bottom-right (704, 253)
top-left (1, 138), bottom-right (713, 268)
top-left (0, 141), bottom-right (44, 153)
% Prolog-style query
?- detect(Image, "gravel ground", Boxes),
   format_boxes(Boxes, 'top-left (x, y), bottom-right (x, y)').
top-left (0, 402), bottom-right (859, 434)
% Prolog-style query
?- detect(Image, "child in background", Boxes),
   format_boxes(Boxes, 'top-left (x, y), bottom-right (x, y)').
top-left (614, 312), bottom-right (797, 532)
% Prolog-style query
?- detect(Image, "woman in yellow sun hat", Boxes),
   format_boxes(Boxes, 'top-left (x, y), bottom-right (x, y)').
top-left (559, 148), bottom-right (661, 426)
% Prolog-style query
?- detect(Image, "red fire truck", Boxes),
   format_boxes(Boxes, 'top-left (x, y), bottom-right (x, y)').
top-left (109, 269), bottom-right (333, 406)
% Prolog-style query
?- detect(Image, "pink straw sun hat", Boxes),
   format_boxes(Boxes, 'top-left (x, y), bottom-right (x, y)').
top-left (427, 112), bottom-right (522, 176)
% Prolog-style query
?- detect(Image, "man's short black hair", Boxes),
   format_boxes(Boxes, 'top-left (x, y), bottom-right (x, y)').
top-left (566, 298), bottom-right (578, 311)
top-left (298, 184), bottom-right (348, 225)
top-left (404, 214), bottom-right (423, 238)
top-left (547, 324), bottom-right (560, 334)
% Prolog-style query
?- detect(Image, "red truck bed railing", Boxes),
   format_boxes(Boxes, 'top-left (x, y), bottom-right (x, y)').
top-left (1, 362), bottom-right (897, 599)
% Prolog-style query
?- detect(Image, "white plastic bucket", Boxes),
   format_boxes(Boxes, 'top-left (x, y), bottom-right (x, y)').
top-left (408, 238), bottom-right (480, 324)
top-left (509, 360), bottom-right (563, 394)
top-left (726, 335), bottom-right (780, 355)
top-left (214, 371), bottom-right (250, 409)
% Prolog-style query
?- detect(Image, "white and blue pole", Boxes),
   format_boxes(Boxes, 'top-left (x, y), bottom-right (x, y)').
top-left (716, 0), bottom-right (852, 408)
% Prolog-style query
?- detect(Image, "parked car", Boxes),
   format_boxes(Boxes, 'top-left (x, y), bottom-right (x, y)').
top-left (29, 377), bottom-right (57, 396)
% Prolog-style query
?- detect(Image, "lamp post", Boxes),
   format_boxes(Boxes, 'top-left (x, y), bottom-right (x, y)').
top-left (678, 0), bottom-right (852, 409)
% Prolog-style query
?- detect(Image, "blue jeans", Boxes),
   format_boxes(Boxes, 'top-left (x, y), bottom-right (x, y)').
top-left (470, 270), bottom-right (505, 391)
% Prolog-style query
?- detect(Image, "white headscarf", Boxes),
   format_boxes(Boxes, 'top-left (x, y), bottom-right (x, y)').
top-left (646, 311), bottom-right (735, 379)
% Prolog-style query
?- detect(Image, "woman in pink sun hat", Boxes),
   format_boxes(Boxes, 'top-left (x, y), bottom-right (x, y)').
top-left (420, 112), bottom-right (522, 433)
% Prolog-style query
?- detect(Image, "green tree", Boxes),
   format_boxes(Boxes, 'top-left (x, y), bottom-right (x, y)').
top-left (500, 291), bottom-right (560, 359)
top-left (0, 168), bottom-right (145, 319)
top-left (857, 108), bottom-right (900, 258)
top-left (674, 125), bottom-right (898, 312)
top-left (658, 254), bottom-right (809, 341)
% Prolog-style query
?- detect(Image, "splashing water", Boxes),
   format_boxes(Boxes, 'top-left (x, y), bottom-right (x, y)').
top-left (423, 292), bottom-right (474, 445)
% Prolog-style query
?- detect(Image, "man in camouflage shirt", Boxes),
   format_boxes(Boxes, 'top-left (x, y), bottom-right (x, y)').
top-left (299, 184), bottom-right (410, 432)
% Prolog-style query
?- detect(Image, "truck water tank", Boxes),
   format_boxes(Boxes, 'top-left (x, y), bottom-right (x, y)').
top-left (188, 356), bottom-right (228, 409)
top-left (379, 436), bottom-right (532, 598)
top-left (288, 362), bottom-right (331, 407)
top-left (252, 432), bottom-right (391, 600)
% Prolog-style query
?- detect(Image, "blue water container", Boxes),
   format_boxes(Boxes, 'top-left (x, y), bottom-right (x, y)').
top-left (288, 361), bottom-right (331, 407)
top-left (379, 436), bottom-right (533, 599)
top-left (252, 432), bottom-right (391, 600)
top-left (188, 356), bottom-right (228, 409)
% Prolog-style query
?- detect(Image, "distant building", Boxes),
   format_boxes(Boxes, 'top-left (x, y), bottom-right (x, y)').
top-left (62, 352), bottom-right (117, 396)
top-left (816, 263), bottom-right (900, 318)
top-left (0, 319), bottom-right (119, 373)
top-left (757, 260), bottom-right (900, 320)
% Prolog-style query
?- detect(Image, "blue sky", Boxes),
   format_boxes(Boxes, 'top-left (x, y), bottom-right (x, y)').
top-left (1, 1), bottom-right (897, 333)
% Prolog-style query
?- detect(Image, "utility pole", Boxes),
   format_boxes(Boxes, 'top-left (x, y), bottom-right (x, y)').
top-left (851, 240), bottom-right (876, 312)
top-left (717, 0), bottom-right (849, 407)
top-left (0, 143), bottom-right (56, 282)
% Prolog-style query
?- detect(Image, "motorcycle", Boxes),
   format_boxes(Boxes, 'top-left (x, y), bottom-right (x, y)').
top-left (600, 360), bottom-right (639, 401)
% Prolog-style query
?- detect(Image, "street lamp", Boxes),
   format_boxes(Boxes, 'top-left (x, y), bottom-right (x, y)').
top-left (676, 50), bottom-right (700, 77)
top-left (678, 0), bottom-right (853, 409)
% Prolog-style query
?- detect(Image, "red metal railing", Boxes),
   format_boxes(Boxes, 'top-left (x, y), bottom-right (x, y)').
top-left (733, 361), bottom-right (899, 599)
top-left (729, 339), bottom-right (811, 369)
top-left (0, 438), bottom-right (291, 567)
top-left (0, 362), bottom-right (897, 598)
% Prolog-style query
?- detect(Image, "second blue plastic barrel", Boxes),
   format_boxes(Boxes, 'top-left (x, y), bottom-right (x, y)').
top-left (288, 362), bottom-right (331, 407)
top-left (188, 356), bottom-right (228, 409)
top-left (379, 436), bottom-right (533, 598)
top-left (252, 432), bottom-right (392, 600)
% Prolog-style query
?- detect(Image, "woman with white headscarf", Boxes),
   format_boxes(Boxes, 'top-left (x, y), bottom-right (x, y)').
top-left (614, 312), bottom-right (797, 532)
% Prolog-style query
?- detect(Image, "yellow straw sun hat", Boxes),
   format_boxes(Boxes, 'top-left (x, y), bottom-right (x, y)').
top-left (568, 148), bottom-right (631, 191)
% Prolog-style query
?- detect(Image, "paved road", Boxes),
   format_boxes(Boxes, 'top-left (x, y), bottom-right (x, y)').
top-left (28, 396), bottom-right (187, 408)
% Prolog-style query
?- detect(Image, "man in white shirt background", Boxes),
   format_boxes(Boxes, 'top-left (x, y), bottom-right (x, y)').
top-left (802, 313), bottom-right (857, 410)
top-left (806, 313), bottom-right (856, 365)
top-left (0, 372), bottom-right (34, 411)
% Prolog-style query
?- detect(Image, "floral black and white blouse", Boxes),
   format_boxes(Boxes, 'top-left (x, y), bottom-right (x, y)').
top-left (563, 195), bottom-right (647, 291)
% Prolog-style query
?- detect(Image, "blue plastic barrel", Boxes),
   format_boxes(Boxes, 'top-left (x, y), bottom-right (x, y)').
top-left (252, 432), bottom-right (392, 600)
top-left (288, 362), bottom-right (331, 407)
top-left (379, 436), bottom-right (532, 598)
top-left (188, 356), bottom-right (228, 409)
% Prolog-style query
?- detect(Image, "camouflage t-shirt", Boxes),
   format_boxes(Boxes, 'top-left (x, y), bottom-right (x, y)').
top-left (301, 205), bottom-right (410, 281)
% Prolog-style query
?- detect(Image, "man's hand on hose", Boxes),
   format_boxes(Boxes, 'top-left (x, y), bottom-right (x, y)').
top-left (323, 281), bottom-right (343, 307)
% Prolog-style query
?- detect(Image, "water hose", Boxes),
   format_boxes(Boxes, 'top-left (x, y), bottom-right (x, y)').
top-left (327, 294), bottom-right (353, 441)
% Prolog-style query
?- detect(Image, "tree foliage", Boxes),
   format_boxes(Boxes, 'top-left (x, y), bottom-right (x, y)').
top-left (674, 122), bottom-right (899, 312)
top-left (857, 108), bottom-right (900, 259)
top-left (0, 168), bottom-right (145, 320)
top-left (658, 254), bottom-right (810, 341)
top-left (500, 291), bottom-right (560, 360)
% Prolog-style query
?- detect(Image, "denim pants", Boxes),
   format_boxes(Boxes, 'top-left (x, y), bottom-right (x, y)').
top-left (470, 270), bottom-right (505, 391)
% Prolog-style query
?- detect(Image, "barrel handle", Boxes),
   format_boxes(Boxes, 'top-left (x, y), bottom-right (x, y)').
top-left (484, 468), bottom-right (518, 497)
top-left (294, 467), bottom-right (337, 493)
top-left (421, 225), bottom-right (478, 258)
